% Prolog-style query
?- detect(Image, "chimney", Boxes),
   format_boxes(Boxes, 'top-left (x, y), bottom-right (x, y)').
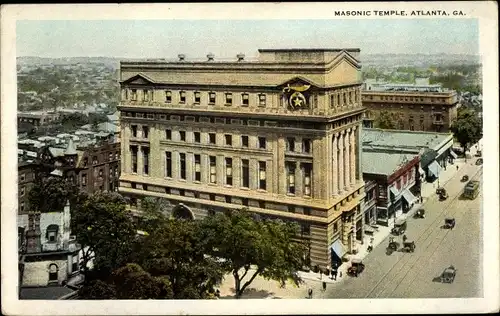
top-left (237, 53), bottom-right (245, 62)
top-left (207, 53), bottom-right (215, 62)
top-left (178, 54), bottom-right (186, 62)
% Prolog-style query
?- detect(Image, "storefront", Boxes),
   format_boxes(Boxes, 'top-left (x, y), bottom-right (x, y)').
top-left (401, 188), bottom-right (418, 213)
top-left (330, 239), bottom-right (346, 267)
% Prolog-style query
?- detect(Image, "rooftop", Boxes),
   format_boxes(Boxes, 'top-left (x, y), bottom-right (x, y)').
top-left (362, 128), bottom-right (453, 152)
top-left (362, 150), bottom-right (418, 176)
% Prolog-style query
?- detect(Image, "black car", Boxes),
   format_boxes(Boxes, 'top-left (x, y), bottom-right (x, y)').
top-left (476, 158), bottom-right (483, 165)
top-left (461, 175), bottom-right (469, 182)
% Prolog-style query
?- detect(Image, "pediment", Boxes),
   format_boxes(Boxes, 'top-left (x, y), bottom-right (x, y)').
top-left (121, 73), bottom-right (156, 85)
top-left (277, 76), bottom-right (321, 90)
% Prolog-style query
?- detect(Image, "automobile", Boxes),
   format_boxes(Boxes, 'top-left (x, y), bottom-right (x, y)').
top-left (347, 259), bottom-right (365, 277)
top-left (388, 237), bottom-right (399, 251)
top-left (461, 175), bottom-right (469, 182)
top-left (414, 209), bottom-right (426, 219)
top-left (441, 265), bottom-right (457, 283)
top-left (436, 187), bottom-right (445, 195)
top-left (444, 218), bottom-right (456, 229)
top-left (475, 150), bottom-right (482, 157)
top-left (476, 158), bottom-right (483, 165)
top-left (438, 188), bottom-right (449, 201)
top-left (402, 241), bottom-right (416, 253)
top-left (391, 219), bottom-right (407, 235)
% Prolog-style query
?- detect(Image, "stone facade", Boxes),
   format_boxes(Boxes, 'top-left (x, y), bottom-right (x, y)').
top-left (118, 49), bottom-right (366, 269)
top-left (362, 90), bottom-right (458, 132)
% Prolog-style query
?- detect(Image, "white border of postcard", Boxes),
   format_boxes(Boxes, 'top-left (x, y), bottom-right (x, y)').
top-left (1, 1), bottom-right (498, 315)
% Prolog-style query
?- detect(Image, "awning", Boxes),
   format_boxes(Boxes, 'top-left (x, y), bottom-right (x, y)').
top-left (450, 150), bottom-right (458, 159)
top-left (401, 189), bottom-right (418, 205)
top-left (418, 167), bottom-right (425, 176)
top-left (389, 186), bottom-right (399, 197)
top-left (427, 160), bottom-right (442, 177)
top-left (331, 240), bottom-right (346, 258)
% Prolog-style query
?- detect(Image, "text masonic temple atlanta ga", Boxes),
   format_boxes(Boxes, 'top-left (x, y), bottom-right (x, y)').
top-left (118, 48), bottom-right (366, 269)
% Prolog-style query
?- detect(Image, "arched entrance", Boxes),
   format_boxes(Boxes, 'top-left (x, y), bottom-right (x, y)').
top-left (172, 203), bottom-right (195, 220)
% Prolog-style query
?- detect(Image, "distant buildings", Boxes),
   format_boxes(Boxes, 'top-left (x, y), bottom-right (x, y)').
top-left (361, 81), bottom-right (459, 133)
top-left (18, 111), bottom-right (60, 127)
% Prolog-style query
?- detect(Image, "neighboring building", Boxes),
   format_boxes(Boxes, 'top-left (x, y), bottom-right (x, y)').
top-left (18, 158), bottom-right (38, 214)
top-left (361, 83), bottom-right (459, 133)
top-left (18, 111), bottom-right (61, 127)
top-left (18, 201), bottom-right (81, 288)
top-left (362, 150), bottom-right (420, 227)
top-left (118, 48), bottom-right (366, 269)
top-left (362, 128), bottom-right (456, 187)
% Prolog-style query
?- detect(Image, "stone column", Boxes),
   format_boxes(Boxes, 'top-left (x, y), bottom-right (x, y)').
top-left (344, 128), bottom-right (351, 190)
top-left (332, 133), bottom-right (339, 196)
top-left (338, 131), bottom-right (344, 193)
top-left (217, 155), bottom-right (224, 186)
top-left (121, 125), bottom-right (130, 174)
top-left (137, 146), bottom-right (144, 176)
top-left (172, 151), bottom-right (179, 179)
top-left (201, 154), bottom-right (209, 183)
top-left (249, 158), bottom-right (258, 190)
top-left (295, 161), bottom-right (303, 197)
top-left (186, 153), bottom-right (194, 182)
top-left (233, 158), bottom-right (241, 189)
top-left (277, 137), bottom-right (286, 194)
top-left (350, 127), bottom-right (356, 187)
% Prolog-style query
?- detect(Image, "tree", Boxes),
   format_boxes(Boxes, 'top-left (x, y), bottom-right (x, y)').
top-left (27, 175), bottom-right (79, 213)
top-left (376, 110), bottom-right (396, 129)
top-left (450, 107), bottom-right (482, 153)
top-left (199, 209), bottom-right (307, 298)
top-left (136, 197), bottom-right (171, 231)
top-left (71, 192), bottom-right (138, 281)
top-left (78, 264), bottom-right (173, 300)
top-left (133, 218), bottom-right (224, 299)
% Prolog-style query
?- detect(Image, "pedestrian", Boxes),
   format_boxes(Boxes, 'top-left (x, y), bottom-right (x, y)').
top-left (339, 271), bottom-right (342, 278)
top-left (308, 287), bottom-right (313, 299)
top-left (322, 281), bottom-right (327, 291)
top-left (332, 269), bottom-right (338, 280)
top-left (319, 269), bottom-right (323, 280)
top-left (402, 234), bottom-right (407, 243)
top-left (456, 165), bottom-right (459, 171)
top-left (215, 289), bottom-right (220, 298)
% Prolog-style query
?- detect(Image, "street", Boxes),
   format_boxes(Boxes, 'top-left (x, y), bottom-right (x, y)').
top-left (326, 160), bottom-right (483, 299)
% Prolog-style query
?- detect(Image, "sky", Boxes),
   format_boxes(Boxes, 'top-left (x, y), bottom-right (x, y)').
top-left (16, 19), bottom-right (479, 59)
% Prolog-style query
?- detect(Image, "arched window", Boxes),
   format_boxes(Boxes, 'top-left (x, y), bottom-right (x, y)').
top-left (46, 224), bottom-right (59, 243)
top-left (48, 263), bottom-right (58, 282)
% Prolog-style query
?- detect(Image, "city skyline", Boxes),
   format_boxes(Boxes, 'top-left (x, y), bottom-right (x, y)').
top-left (17, 19), bottom-right (479, 59)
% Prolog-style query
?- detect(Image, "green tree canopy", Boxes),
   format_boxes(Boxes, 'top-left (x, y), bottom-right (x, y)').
top-left (375, 111), bottom-right (396, 129)
top-left (450, 107), bottom-right (482, 152)
top-left (132, 218), bottom-right (224, 299)
top-left (199, 209), bottom-right (307, 298)
top-left (71, 192), bottom-right (138, 280)
top-left (27, 175), bottom-right (79, 213)
top-left (136, 197), bottom-right (171, 231)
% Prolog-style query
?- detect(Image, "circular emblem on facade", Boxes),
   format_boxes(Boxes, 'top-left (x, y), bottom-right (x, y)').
top-left (289, 92), bottom-right (307, 110)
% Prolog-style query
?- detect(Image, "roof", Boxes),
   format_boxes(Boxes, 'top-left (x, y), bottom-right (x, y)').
top-left (64, 138), bottom-right (77, 155)
top-left (19, 286), bottom-right (75, 300)
top-left (362, 128), bottom-right (453, 152)
top-left (362, 150), bottom-right (418, 176)
top-left (48, 147), bottom-right (66, 157)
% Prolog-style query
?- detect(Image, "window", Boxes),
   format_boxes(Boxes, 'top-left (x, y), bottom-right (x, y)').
top-left (286, 137), bottom-right (295, 152)
top-left (166, 129), bottom-right (171, 140)
top-left (303, 163), bottom-right (312, 196)
top-left (302, 139), bottom-right (311, 153)
top-left (131, 125), bottom-right (138, 137)
top-left (241, 135), bottom-right (249, 148)
top-left (225, 158), bottom-right (233, 186)
top-left (142, 126), bottom-right (149, 139)
top-left (98, 168), bottom-right (103, 179)
top-left (225, 134), bottom-right (232, 146)
top-left (301, 224), bottom-right (311, 235)
top-left (20, 186), bottom-right (25, 197)
top-left (194, 154), bottom-right (201, 181)
top-left (131, 89), bottom-right (137, 101)
top-left (48, 264), bottom-right (58, 282)
top-left (258, 137), bottom-right (266, 149)
top-left (259, 161), bottom-right (266, 190)
top-left (209, 133), bottom-right (216, 144)
top-left (287, 162), bottom-right (296, 194)
top-left (179, 131), bottom-right (186, 141)
top-left (20, 202), bottom-right (25, 212)
top-left (209, 156), bottom-right (217, 184)
top-left (179, 153), bottom-right (186, 180)
top-left (179, 91), bottom-right (186, 103)
top-left (258, 94), bottom-right (266, 106)
top-left (165, 91), bottom-right (172, 103)
top-left (333, 222), bottom-right (338, 233)
top-left (242, 93), bottom-right (249, 106)
top-left (109, 168), bottom-right (113, 177)
top-left (142, 147), bottom-right (149, 175)
top-left (241, 159), bottom-right (249, 188)
top-left (165, 152), bottom-right (172, 177)
top-left (194, 91), bottom-right (201, 104)
top-left (108, 153), bottom-right (113, 161)
top-left (131, 146), bottom-right (138, 173)
top-left (303, 207), bottom-right (311, 216)
top-left (225, 93), bottom-right (233, 105)
top-left (20, 174), bottom-right (25, 182)
top-left (114, 167), bottom-right (119, 177)
top-left (143, 89), bottom-right (149, 101)
top-left (194, 132), bottom-right (201, 143)
top-left (209, 92), bottom-right (216, 104)
top-left (82, 174), bottom-right (87, 186)
top-left (46, 225), bottom-right (58, 242)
